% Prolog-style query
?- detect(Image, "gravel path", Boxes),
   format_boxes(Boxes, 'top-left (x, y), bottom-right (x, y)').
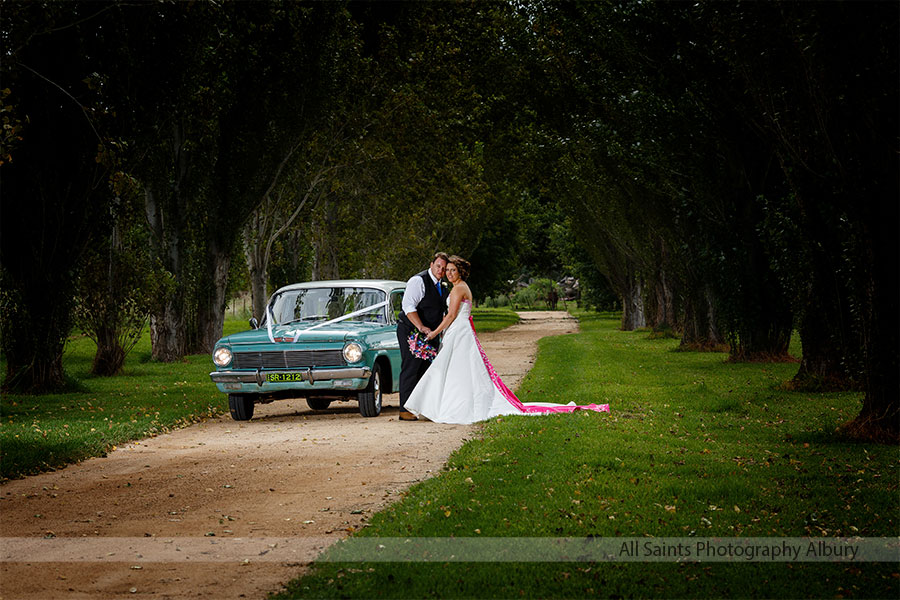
top-left (0, 311), bottom-right (578, 600)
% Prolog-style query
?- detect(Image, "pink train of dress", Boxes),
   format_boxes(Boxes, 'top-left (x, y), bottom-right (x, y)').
top-left (404, 300), bottom-right (610, 424)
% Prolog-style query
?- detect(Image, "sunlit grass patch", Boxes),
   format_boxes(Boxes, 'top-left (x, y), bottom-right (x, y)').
top-left (471, 307), bottom-right (520, 333)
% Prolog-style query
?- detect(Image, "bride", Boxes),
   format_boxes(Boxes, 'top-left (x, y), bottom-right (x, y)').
top-left (404, 255), bottom-right (610, 424)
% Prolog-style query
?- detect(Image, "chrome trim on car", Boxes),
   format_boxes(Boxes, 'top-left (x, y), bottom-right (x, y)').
top-left (210, 367), bottom-right (371, 386)
top-left (232, 349), bottom-right (345, 370)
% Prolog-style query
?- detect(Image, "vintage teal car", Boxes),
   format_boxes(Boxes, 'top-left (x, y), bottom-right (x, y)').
top-left (210, 280), bottom-right (406, 420)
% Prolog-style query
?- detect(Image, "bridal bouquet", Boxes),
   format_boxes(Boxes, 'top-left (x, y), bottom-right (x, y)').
top-left (408, 331), bottom-right (438, 362)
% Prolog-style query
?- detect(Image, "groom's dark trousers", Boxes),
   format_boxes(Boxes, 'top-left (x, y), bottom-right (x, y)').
top-left (396, 318), bottom-right (432, 412)
top-left (396, 270), bottom-right (446, 413)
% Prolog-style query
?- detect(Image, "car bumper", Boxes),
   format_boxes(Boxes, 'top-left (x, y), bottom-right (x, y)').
top-left (210, 366), bottom-right (371, 387)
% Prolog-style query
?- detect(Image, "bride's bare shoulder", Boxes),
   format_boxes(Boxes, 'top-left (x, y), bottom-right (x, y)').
top-left (450, 282), bottom-right (472, 300)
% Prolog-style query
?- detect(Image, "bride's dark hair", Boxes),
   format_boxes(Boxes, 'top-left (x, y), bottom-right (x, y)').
top-left (448, 255), bottom-right (471, 280)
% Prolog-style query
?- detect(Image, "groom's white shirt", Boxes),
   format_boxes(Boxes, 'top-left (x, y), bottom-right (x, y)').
top-left (401, 270), bottom-right (441, 316)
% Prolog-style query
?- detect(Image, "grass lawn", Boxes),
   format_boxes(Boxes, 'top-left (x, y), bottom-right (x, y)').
top-left (274, 311), bottom-right (899, 599)
top-left (0, 308), bottom-right (519, 480)
top-left (0, 327), bottom-right (227, 480)
top-left (470, 307), bottom-right (520, 333)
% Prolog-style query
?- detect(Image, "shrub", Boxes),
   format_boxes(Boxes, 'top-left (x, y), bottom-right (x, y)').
top-left (512, 287), bottom-right (538, 308)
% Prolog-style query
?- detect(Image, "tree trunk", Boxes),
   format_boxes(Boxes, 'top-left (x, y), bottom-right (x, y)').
top-left (248, 258), bottom-right (268, 322)
top-left (91, 324), bottom-right (126, 376)
top-left (706, 289), bottom-right (723, 347)
top-left (145, 183), bottom-right (188, 362)
top-left (190, 240), bottom-right (231, 354)
top-left (244, 236), bottom-right (269, 323)
top-left (681, 285), bottom-right (726, 350)
top-left (5, 354), bottom-right (67, 393)
top-left (311, 205), bottom-right (341, 280)
top-left (842, 192), bottom-right (899, 443)
top-left (791, 276), bottom-right (857, 391)
top-left (728, 218), bottom-right (794, 361)
top-left (620, 276), bottom-right (646, 331)
top-left (144, 121), bottom-right (194, 362)
top-left (283, 228), bottom-right (310, 284)
top-left (150, 300), bottom-right (186, 362)
top-left (652, 267), bottom-right (677, 331)
top-left (646, 238), bottom-right (678, 332)
top-left (243, 204), bottom-right (269, 321)
top-left (1, 277), bottom-right (73, 393)
top-left (3, 342), bottom-right (67, 394)
top-left (88, 223), bottom-right (130, 377)
top-left (730, 310), bottom-right (793, 361)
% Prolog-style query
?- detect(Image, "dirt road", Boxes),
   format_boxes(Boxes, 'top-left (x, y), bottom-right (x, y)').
top-left (0, 311), bottom-right (578, 600)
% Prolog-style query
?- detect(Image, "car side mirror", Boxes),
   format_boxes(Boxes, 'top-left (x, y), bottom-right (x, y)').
top-left (249, 317), bottom-right (259, 330)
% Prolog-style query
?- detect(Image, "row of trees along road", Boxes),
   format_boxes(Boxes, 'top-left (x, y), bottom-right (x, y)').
top-left (1, 2), bottom-right (896, 441)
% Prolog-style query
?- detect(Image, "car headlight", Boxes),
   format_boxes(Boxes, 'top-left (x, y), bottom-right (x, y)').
top-left (342, 342), bottom-right (363, 363)
top-left (213, 346), bottom-right (233, 367)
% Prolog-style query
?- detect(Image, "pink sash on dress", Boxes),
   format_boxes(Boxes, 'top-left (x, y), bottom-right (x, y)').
top-left (467, 309), bottom-right (610, 415)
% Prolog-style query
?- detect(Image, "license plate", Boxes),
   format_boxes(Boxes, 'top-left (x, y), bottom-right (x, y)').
top-left (266, 372), bottom-right (306, 383)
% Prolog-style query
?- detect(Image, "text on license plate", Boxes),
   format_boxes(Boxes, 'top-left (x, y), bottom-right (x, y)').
top-left (266, 372), bottom-right (306, 382)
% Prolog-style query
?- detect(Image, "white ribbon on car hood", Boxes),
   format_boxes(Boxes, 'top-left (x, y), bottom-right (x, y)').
top-left (266, 300), bottom-right (390, 344)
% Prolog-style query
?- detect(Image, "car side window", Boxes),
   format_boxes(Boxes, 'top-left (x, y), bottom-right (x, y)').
top-left (390, 290), bottom-right (404, 323)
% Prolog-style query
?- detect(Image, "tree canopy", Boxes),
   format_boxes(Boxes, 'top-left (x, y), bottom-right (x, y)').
top-left (1, 1), bottom-right (896, 440)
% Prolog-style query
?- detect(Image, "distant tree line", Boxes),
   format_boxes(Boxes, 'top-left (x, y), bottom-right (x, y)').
top-left (1, 1), bottom-right (895, 440)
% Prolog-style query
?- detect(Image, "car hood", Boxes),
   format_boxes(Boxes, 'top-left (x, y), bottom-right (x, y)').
top-left (218, 321), bottom-right (392, 346)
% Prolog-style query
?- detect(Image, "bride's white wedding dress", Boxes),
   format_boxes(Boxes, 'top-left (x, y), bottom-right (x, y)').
top-left (404, 299), bottom-right (610, 424)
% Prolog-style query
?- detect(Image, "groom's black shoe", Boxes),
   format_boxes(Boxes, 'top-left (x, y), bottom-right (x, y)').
top-left (399, 411), bottom-right (418, 421)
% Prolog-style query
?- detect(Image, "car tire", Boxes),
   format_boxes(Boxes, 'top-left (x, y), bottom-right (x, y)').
top-left (358, 363), bottom-right (382, 417)
top-left (306, 397), bottom-right (332, 411)
top-left (228, 394), bottom-right (254, 421)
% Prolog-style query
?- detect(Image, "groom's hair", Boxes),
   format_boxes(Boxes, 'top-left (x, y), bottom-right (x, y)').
top-left (432, 252), bottom-right (450, 264)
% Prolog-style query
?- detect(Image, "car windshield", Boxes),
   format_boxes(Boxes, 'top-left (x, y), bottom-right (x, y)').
top-left (268, 287), bottom-right (387, 326)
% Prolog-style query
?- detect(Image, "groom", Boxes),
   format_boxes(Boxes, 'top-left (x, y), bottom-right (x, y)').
top-left (396, 252), bottom-right (449, 421)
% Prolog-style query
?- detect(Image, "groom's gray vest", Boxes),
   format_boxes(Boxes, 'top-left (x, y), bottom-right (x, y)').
top-left (399, 270), bottom-right (446, 331)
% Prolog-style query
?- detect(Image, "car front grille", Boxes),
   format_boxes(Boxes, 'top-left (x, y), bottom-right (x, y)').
top-left (232, 349), bottom-right (346, 370)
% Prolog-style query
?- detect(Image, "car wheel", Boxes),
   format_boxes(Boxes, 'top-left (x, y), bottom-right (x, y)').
top-left (358, 363), bottom-right (382, 417)
top-left (307, 397), bottom-right (332, 411)
top-left (228, 394), bottom-right (254, 421)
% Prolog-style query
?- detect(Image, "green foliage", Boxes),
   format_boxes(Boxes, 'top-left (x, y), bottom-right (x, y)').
top-left (467, 218), bottom-right (521, 302)
top-left (299, 2), bottom-right (551, 288)
top-left (267, 230), bottom-right (313, 290)
top-left (513, 194), bottom-right (567, 279)
top-left (73, 181), bottom-right (160, 376)
top-left (529, 278), bottom-right (557, 300)
top-left (575, 265), bottom-right (618, 312)
top-left (510, 286), bottom-right (536, 309)
top-left (277, 311), bottom-right (896, 599)
top-left (482, 295), bottom-right (510, 309)
top-left (509, 279), bottom-right (565, 310)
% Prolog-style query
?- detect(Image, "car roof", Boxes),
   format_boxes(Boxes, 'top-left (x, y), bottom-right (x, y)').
top-left (273, 280), bottom-right (406, 294)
